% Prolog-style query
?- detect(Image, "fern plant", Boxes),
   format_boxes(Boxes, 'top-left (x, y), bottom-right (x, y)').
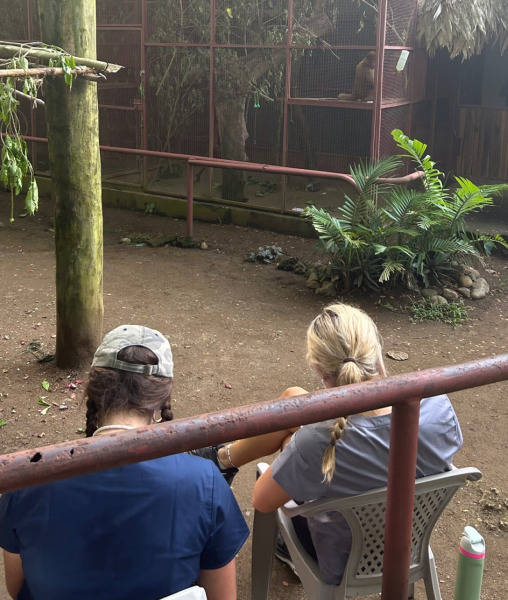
top-left (304, 129), bottom-right (508, 292)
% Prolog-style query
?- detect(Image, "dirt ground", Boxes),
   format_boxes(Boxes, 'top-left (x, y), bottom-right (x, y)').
top-left (0, 192), bottom-right (507, 600)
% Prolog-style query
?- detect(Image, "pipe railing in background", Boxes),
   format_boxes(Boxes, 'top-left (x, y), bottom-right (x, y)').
top-left (0, 354), bottom-right (507, 600)
top-left (20, 136), bottom-right (424, 238)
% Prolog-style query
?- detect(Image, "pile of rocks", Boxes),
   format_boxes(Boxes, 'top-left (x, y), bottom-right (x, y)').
top-left (419, 265), bottom-right (491, 304)
top-left (280, 258), bottom-right (494, 302)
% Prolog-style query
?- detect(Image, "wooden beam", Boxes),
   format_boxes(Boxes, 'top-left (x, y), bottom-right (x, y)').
top-left (0, 43), bottom-right (122, 73)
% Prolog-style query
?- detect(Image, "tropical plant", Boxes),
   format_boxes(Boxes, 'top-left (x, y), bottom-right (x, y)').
top-left (304, 129), bottom-right (508, 292)
top-left (0, 53), bottom-right (40, 221)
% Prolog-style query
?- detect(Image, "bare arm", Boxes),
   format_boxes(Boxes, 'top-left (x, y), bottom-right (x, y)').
top-left (197, 558), bottom-right (237, 600)
top-left (3, 550), bottom-right (24, 600)
top-left (252, 465), bottom-right (291, 513)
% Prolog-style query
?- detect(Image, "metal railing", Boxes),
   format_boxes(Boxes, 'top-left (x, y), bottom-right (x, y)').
top-left (0, 354), bottom-right (507, 599)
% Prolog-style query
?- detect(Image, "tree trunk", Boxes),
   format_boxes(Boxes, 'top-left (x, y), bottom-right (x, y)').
top-left (215, 93), bottom-right (249, 201)
top-left (39, 0), bottom-right (103, 368)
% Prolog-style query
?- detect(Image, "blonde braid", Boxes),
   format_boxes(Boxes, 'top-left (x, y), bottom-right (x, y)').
top-left (322, 416), bottom-right (348, 483)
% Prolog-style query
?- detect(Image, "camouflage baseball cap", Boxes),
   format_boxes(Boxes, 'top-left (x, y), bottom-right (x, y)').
top-left (92, 325), bottom-right (173, 378)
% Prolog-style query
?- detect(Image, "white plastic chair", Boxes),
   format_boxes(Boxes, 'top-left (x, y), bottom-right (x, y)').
top-left (159, 586), bottom-right (207, 600)
top-left (252, 463), bottom-right (482, 600)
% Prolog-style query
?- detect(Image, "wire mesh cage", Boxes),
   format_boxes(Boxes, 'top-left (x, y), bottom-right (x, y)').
top-left (4, 0), bottom-right (427, 212)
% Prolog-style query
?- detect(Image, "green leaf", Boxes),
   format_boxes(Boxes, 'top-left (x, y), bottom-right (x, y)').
top-left (25, 179), bottom-right (39, 215)
top-left (40, 406), bottom-right (50, 416)
top-left (0, 420), bottom-right (7, 427)
top-left (38, 397), bottom-right (50, 407)
top-left (41, 380), bottom-right (50, 391)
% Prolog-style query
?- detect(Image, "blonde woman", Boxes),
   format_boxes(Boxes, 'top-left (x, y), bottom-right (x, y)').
top-left (195, 303), bottom-right (463, 584)
top-left (250, 303), bottom-right (463, 583)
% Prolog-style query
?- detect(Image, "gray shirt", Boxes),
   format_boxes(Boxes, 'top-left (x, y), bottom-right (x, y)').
top-left (271, 394), bottom-right (463, 584)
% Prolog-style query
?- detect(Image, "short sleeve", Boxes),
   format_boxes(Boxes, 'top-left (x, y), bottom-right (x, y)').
top-left (272, 424), bottom-right (332, 501)
top-left (0, 492), bottom-right (20, 554)
top-left (199, 470), bottom-right (249, 570)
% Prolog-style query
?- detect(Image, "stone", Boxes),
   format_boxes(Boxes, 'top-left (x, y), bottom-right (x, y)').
top-left (457, 287), bottom-right (471, 299)
top-left (471, 289), bottom-right (486, 300)
top-left (200, 241), bottom-right (208, 250)
top-left (464, 266), bottom-right (480, 280)
top-left (386, 350), bottom-right (409, 361)
top-left (315, 280), bottom-right (336, 296)
top-left (306, 278), bottom-right (321, 289)
top-left (120, 237), bottom-right (131, 244)
top-left (459, 275), bottom-right (473, 288)
top-left (421, 288), bottom-right (439, 299)
top-left (430, 295), bottom-right (448, 305)
top-left (442, 288), bottom-right (459, 301)
top-left (472, 277), bottom-right (490, 294)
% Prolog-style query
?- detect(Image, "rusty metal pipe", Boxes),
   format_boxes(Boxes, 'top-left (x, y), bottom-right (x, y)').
top-left (382, 398), bottom-right (421, 599)
top-left (0, 354), bottom-right (506, 494)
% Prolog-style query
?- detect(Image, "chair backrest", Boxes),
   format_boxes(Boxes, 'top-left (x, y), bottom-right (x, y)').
top-left (158, 585), bottom-right (207, 600)
top-left (281, 467), bottom-right (482, 596)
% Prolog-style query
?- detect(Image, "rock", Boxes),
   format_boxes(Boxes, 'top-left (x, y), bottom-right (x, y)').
top-left (386, 350), bottom-right (409, 361)
top-left (120, 237), bottom-right (131, 244)
top-left (315, 280), bottom-right (336, 296)
top-left (457, 287), bottom-right (471, 299)
top-left (471, 289), bottom-right (487, 300)
top-left (430, 295), bottom-right (448, 305)
top-left (459, 275), bottom-right (473, 288)
top-left (421, 288), bottom-right (439, 299)
top-left (485, 269), bottom-right (497, 275)
top-left (464, 266), bottom-right (480, 280)
top-left (442, 288), bottom-right (459, 301)
top-left (200, 241), bottom-right (208, 250)
top-left (472, 277), bottom-right (490, 294)
top-left (306, 276), bottom-right (321, 289)
top-left (470, 277), bottom-right (489, 300)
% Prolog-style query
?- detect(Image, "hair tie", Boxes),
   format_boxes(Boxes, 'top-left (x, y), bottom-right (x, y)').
top-left (343, 358), bottom-right (357, 364)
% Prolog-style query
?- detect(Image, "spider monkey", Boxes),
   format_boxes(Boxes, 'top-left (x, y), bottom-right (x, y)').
top-left (338, 51), bottom-right (376, 102)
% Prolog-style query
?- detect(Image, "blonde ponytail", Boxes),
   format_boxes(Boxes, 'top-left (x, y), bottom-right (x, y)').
top-left (306, 303), bottom-right (386, 483)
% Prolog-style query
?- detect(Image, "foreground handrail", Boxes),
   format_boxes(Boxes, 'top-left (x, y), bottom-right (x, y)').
top-left (0, 354), bottom-right (506, 492)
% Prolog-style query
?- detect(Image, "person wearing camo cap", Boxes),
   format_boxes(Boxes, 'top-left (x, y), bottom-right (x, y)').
top-left (0, 325), bottom-right (249, 600)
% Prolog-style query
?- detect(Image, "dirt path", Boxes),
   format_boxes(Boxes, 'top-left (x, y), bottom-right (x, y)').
top-left (0, 194), bottom-right (507, 599)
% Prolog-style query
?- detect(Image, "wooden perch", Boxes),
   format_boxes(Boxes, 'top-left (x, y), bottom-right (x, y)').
top-left (0, 42), bottom-right (123, 73)
top-left (0, 66), bottom-right (107, 79)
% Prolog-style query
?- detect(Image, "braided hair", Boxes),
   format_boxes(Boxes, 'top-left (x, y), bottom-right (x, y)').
top-left (306, 304), bottom-right (387, 483)
top-left (85, 345), bottom-right (173, 437)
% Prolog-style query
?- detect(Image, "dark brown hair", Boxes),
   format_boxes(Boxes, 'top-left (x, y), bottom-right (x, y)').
top-left (85, 345), bottom-right (173, 437)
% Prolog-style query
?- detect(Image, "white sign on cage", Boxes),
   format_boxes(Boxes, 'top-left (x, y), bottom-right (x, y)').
top-left (396, 50), bottom-right (410, 72)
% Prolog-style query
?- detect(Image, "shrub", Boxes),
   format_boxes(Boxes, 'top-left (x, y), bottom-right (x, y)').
top-left (304, 129), bottom-right (508, 292)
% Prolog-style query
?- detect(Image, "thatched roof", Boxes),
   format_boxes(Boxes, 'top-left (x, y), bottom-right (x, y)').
top-left (417, 0), bottom-right (508, 59)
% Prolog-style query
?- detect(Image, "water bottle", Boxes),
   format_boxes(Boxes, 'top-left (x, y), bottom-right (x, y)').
top-left (453, 526), bottom-right (485, 600)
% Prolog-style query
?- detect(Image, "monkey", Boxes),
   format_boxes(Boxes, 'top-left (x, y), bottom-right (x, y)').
top-left (338, 51), bottom-right (375, 102)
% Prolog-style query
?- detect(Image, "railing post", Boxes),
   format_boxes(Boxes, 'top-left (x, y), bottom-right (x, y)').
top-left (186, 160), bottom-right (194, 237)
top-left (381, 397), bottom-right (421, 600)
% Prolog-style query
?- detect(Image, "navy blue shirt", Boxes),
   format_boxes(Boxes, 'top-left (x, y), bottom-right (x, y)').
top-left (0, 453), bottom-right (249, 600)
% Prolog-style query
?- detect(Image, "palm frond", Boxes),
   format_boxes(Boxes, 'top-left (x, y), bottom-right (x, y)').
top-left (381, 187), bottom-right (427, 225)
top-left (349, 156), bottom-right (402, 200)
top-left (478, 183), bottom-right (508, 198)
top-left (379, 259), bottom-right (406, 283)
top-left (392, 129), bottom-right (443, 194)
